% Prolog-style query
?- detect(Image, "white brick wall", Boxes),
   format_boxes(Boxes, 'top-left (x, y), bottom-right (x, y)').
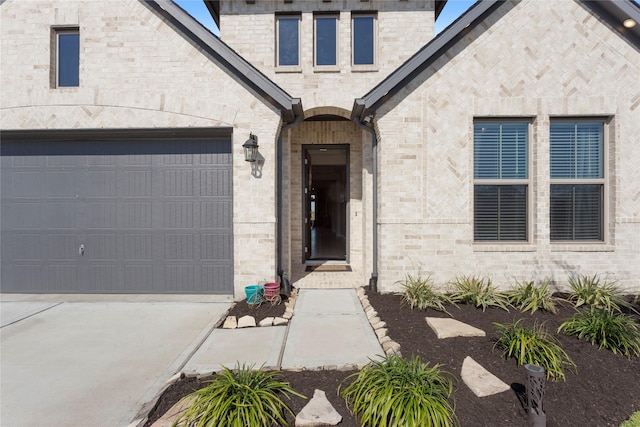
top-left (0, 0), bottom-right (283, 299)
top-left (373, 0), bottom-right (640, 293)
top-left (219, 0), bottom-right (436, 112)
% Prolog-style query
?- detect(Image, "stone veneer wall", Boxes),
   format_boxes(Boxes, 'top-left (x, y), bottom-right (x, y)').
top-left (218, 0), bottom-right (436, 112)
top-left (373, 0), bottom-right (640, 293)
top-left (0, 0), bottom-right (284, 299)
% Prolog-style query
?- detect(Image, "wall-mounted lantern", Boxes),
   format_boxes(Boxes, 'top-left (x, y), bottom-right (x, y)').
top-left (243, 133), bottom-right (259, 162)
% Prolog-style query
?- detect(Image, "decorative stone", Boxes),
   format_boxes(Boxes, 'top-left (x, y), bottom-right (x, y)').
top-left (283, 312), bottom-right (293, 319)
top-left (425, 317), bottom-right (486, 339)
top-left (378, 335), bottom-right (392, 344)
top-left (382, 340), bottom-right (401, 353)
top-left (461, 356), bottom-right (510, 397)
top-left (150, 396), bottom-right (196, 427)
top-left (295, 389), bottom-right (342, 427)
top-left (222, 316), bottom-right (237, 329)
top-left (374, 328), bottom-right (387, 339)
top-left (237, 315), bottom-right (256, 328)
top-left (373, 321), bottom-right (387, 329)
top-left (369, 316), bottom-right (381, 325)
top-left (273, 317), bottom-right (288, 326)
top-left (258, 317), bottom-right (274, 327)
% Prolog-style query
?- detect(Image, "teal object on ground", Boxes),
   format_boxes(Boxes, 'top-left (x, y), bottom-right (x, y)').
top-left (245, 285), bottom-right (263, 305)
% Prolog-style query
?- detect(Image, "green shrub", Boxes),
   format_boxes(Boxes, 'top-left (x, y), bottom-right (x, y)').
top-left (621, 410), bottom-right (640, 427)
top-left (558, 308), bottom-right (640, 357)
top-left (340, 355), bottom-right (457, 427)
top-left (173, 364), bottom-right (304, 427)
top-left (398, 273), bottom-right (454, 314)
top-left (449, 275), bottom-right (510, 312)
top-left (507, 278), bottom-right (558, 314)
top-left (567, 274), bottom-right (636, 314)
top-left (494, 319), bottom-right (576, 381)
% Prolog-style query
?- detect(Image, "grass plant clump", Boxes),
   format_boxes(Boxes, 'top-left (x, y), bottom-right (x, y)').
top-left (621, 410), bottom-right (640, 427)
top-left (172, 363), bottom-right (304, 427)
top-left (449, 275), bottom-right (510, 312)
top-left (567, 274), bottom-right (636, 314)
top-left (507, 278), bottom-right (558, 314)
top-left (340, 355), bottom-right (457, 427)
top-left (558, 307), bottom-right (640, 357)
top-left (494, 319), bottom-right (576, 381)
top-left (398, 273), bottom-right (454, 314)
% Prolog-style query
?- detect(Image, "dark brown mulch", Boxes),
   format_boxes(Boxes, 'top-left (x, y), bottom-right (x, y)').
top-left (218, 293), bottom-right (289, 327)
top-left (146, 291), bottom-right (640, 427)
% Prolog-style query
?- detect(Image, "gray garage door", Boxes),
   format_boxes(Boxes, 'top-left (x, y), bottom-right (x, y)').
top-left (1, 128), bottom-right (233, 294)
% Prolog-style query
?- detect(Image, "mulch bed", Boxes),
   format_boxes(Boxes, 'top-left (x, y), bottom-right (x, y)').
top-left (145, 291), bottom-right (640, 427)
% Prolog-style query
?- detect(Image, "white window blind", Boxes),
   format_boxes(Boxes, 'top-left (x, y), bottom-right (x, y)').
top-left (550, 121), bottom-right (604, 241)
top-left (474, 122), bottom-right (528, 241)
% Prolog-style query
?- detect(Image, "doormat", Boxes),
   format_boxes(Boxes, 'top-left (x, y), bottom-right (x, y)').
top-left (306, 265), bottom-right (352, 272)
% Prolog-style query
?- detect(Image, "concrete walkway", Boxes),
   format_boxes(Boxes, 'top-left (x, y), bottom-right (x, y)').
top-left (183, 289), bottom-right (384, 374)
top-left (0, 297), bottom-right (231, 427)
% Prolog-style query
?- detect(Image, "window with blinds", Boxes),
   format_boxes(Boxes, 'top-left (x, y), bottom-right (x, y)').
top-left (550, 121), bottom-right (604, 241)
top-left (474, 122), bottom-right (529, 241)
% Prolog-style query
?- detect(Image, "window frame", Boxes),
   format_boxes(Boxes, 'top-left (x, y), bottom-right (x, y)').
top-left (314, 13), bottom-right (339, 71)
top-left (275, 14), bottom-right (301, 71)
top-left (549, 119), bottom-right (608, 243)
top-left (473, 120), bottom-right (532, 243)
top-left (351, 13), bottom-right (377, 70)
top-left (52, 27), bottom-right (80, 88)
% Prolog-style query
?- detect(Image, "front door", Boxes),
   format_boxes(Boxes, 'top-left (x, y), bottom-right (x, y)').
top-left (303, 145), bottom-right (349, 261)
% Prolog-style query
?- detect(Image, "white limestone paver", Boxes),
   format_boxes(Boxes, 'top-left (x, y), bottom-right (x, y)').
top-left (295, 389), bottom-right (342, 427)
top-left (425, 317), bottom-right (486, 339)
top-left (461, 356), bottom-right (511, 397)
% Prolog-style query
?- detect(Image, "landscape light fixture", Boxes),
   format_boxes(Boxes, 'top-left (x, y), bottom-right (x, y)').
top-left (243, 133), bottom-right (259, 162)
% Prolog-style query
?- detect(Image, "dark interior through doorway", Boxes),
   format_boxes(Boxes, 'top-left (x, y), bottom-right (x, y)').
top-left (304, 146), bottom-right (349, 261)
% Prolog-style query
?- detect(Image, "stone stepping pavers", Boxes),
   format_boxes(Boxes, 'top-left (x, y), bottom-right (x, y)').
top-left (295, 389), bottom-right (342, 426)
top-left (461, 356), bottom-right (510, 397)
top-left (425, 317), bottom-right (486, 338)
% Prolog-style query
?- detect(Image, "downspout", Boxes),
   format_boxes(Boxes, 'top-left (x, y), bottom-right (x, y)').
top-left (277, 100), bottom-right (303, 294)
top-left (353, 111), bottom-right (378, 293)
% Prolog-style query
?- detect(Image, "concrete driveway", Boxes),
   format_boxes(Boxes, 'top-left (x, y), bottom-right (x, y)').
top-left (0, 296), bottom-right (231, 427)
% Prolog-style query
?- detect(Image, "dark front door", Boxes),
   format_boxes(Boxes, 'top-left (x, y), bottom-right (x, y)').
top-left (303, 146), bottom-right (348, 261)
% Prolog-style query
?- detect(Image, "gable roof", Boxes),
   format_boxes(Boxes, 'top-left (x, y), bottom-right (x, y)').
top-left (352, 0), bottom-right (640, 122)
top-left (146, 0), bottom-right (301, 122)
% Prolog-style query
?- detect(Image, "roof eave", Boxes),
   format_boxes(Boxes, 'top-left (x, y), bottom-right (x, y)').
top-left (146, 0), bottom-right (299, 123)
top-left (355, 0), bottom-right (502, 116)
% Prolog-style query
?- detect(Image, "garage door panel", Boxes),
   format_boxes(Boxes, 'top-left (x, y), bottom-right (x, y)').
top-left (45, 203), bottom-right (77, 229)
top-left (201, 234), bottom-right (232, 260)
top-left (200, 169), bottom-right (231, 197)
top-left (86, 171), bottom-right (117, 197)
top-left (119, 171), bottom-right (153, 197)
top-left (1, 131), bottom-right (233, 294)
top-left (122, 235), bottom-right (153, 260)
top-left (164, 202), bottom-right (194, 229)
top-left (120, 202), bottom-right (153, 229)
top-left (201, 201), bottom-right (232, 228)
top-left (6, 203), bottom-right (41, 229)
top-left (47, 234), bottom-right (77, 260)
top-left (8, 234), bottom-right (42, 260)
top-left (13, 172), bottom-right (44, 197)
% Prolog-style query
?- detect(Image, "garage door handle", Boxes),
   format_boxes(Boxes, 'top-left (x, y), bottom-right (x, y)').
top-left (79, 244), bottom-right (85, 256)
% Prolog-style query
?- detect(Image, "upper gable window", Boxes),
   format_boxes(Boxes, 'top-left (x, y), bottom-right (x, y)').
top-left (276, 15), bottom-right (300, 67)
top-left (352, 14), bottom-right (375, 66)
top-left (314, 15), bottom-right (338, 67)
top-left (54, 28), bottom-right (79, 87)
